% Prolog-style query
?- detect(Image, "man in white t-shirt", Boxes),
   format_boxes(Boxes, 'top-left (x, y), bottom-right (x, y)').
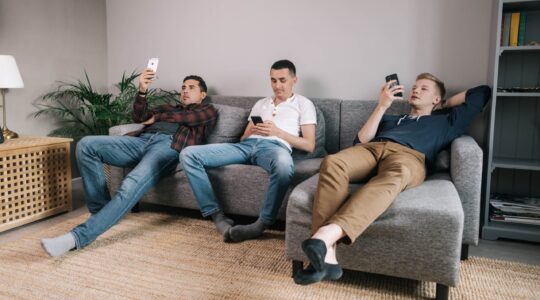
top-left (180, 60), bottom-right (317, 242)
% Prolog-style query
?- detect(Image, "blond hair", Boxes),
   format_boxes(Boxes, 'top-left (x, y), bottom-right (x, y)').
top-left (416, 73), bottom-right (446, 98)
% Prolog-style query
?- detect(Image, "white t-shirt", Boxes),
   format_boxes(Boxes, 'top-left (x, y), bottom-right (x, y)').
top-left (247, 94), bottom-right (317, 151)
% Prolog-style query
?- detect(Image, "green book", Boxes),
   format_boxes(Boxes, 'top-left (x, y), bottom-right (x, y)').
top-left (518, 11), bottom-right (527, 46)
top-left (502, 13), bottom-right (511, 46)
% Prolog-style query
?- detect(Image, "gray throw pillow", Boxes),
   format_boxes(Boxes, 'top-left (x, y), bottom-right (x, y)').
top-left (207, 104), bottom-right (250, 144)
top-left (434, 149), bottom-right (450, 172)
top-left (292, 107), bottom-right (327, 160)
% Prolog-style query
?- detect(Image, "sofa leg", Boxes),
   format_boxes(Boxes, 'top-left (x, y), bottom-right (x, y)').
top-left (131, 202), bottom-right (140, 213)
top-left (292, 260), bottom-right (303, 278)
top-left (435, 283), bottom-right (449, 300)
top-left (461, 244), bottom-right (469, 261)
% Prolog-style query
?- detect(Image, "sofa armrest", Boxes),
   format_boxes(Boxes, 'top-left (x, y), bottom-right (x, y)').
top-left (450, 135), bottom-right (483, 246)
top-left (285, 173), bottom-right (319, 259)
top-left (108, 123), bottom-right (144, 136)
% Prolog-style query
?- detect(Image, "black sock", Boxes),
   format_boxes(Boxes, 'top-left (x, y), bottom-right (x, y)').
top-left (228, 218), bottom-right (269, 242)
top-left (301, 238), bottom-right (327, 272)
top-left (211, 211), bottom-right (234, 237)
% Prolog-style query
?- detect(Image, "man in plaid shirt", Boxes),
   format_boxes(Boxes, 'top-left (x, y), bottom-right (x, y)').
top-left (41, 69), bottom-right (217, 257)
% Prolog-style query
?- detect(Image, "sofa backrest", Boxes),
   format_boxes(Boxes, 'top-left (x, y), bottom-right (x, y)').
top-left (207, 95), bottom-right (483, 154)
top-left (339, 100), bottom-right (410, 150)
top-left (208, 95), bottom-right (342, 154)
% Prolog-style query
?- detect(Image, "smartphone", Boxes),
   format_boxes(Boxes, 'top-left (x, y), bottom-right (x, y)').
top-left (385, 73), bottom-right (403, 97)
top-left (147, 58), bottom-right (159, 72)
top-left (251, 116), bottom-right (264, 125)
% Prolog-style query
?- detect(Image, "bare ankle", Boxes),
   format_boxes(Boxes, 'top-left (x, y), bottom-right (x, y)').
top-left (324, 244), bottom-right (338, 264)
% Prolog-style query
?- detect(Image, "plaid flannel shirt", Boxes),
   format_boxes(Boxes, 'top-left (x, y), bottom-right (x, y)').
top-left (128, 94), bottom-right (218, 152)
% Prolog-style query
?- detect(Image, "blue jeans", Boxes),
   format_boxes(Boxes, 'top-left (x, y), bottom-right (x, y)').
top-left (180, 138), bottom-right (294, 225)
top-left (72, 133), bottom-right (178, 249)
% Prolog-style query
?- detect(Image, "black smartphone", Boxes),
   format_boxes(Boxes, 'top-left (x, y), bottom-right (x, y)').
top-left (251, 115), bottom-right (264, 125)
top-left (385, 73), bottom-right (403, 97)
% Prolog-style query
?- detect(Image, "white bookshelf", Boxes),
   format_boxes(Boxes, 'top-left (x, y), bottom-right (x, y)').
top-left (483, 0), bottom-right (540, 242)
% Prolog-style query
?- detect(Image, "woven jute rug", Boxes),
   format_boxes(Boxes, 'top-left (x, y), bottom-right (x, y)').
top-left (0, 212), bottom-right (538, 299)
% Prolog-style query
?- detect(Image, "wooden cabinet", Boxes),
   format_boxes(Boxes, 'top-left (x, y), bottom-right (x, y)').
top-left (0, 136), bottom-right (72, 232)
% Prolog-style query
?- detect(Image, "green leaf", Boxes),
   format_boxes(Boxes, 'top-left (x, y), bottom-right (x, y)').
top-left (34, 70), bottom-right (178, 139)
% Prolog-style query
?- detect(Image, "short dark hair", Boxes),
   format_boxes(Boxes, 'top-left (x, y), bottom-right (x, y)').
top-left (416, 73), bottom-right (445, 98)
top-left (183, 75), bottom-right (207, 93)
top-left (271, 59), bottom-right (296, 76)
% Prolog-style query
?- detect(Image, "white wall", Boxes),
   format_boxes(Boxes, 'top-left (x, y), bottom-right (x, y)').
top-left (0, 0), bottom-right (494, 139)
top-left (0, 0), bottom-right (107, 137)
top-left (107, 0), bottom-right (493, 100)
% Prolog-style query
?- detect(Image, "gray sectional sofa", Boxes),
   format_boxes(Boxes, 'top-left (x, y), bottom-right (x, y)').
top-left (108, 95), bottom-right (483, 300)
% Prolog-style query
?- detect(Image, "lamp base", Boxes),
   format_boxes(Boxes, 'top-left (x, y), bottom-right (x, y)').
top-left (2, 127), bottom-right (19, 140)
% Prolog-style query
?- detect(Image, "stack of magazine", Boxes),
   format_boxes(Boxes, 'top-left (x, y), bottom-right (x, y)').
top-left (490, 194), bottom-right (540, 226)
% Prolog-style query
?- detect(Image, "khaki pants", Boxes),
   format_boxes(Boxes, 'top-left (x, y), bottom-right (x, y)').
top-left (312, 141), bottom-right (426, 243)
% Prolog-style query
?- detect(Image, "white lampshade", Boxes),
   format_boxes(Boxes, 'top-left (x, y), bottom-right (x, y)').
top-left (0, 55), bottom-right (24, 88)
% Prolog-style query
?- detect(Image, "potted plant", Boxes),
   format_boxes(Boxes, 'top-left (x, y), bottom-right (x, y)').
top-left (34, 71), bottom-right (177, 141)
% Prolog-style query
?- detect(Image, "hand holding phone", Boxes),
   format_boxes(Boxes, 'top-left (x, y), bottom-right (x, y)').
top-left (147, 58), bottom-right (159, 72)
top-left (385, 73), bottom-right (403, 97)
top-left (251, 116), bottom-right (264, 125)
top-left (139, 59), bottom-right (158, 92)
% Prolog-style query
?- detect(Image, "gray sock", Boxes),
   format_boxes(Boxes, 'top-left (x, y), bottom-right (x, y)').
top-left (229, 218), bottom-right (269, 242)
top-left (41, 232), bottom-right (76, 257)
top-left (211, 211), bottom-right (234, 237)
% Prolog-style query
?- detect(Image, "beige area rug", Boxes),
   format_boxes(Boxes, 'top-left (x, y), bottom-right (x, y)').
top-left (0, 212), bottom-right (538, 299)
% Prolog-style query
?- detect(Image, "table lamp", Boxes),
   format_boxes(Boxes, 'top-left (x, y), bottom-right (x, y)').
top-left (0, 55), bottom-right (24, 139)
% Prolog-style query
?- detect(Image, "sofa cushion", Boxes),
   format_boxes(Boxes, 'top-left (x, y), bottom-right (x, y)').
top-left (204, 158), bottom-right (323, 219)
top-left (341, 179), bottom-right (464, 286)
top-left (291, 158), bottom-right (323, 185)
top-left (285, 173), bottom-right (464, 286)
top-left (292, 107), bottom-right (327, 160)
top-left (109, 123), bottom-right (144, 136)
top-left (207, 104), bottom-right (250, 144)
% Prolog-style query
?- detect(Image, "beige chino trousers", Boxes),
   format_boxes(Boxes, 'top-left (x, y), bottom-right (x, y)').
top-left (311, 141), bottom-right (426, 243)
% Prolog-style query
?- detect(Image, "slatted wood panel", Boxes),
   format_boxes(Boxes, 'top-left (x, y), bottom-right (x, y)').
top-left (0, 136), bottom-right (72, 232)
top-left (491, 49), bottom-right (540, 200)
top-left (498, 51), bottom-right (540, 90)
top-left (493, 96), bottom-right (540, 161)
top-left (491, 169), bottom-right (540, 198)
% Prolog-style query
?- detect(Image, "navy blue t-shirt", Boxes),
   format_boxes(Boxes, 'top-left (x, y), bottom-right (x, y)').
top-left (354, 85), bottom-right (491, 166)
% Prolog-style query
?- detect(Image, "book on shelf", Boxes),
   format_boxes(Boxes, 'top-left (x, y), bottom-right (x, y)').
top-left (502, 12), bottom-right (511, 46)
top-left (518, 11), bottom-right (527, 46)
top-left (491, 215), bottom-right (540, 226)
top-left (509, 12), bottom-right (520, 46)
top-left (497, 87), bottom-right (540, 93)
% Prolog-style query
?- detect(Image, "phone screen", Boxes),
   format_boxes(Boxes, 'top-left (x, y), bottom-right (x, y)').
top-left (385, 73), bottom-right (402, 97)
top-left (251, 116), bottom-right (263, 125)
top-left (147, 58), bottom-right (159, 72)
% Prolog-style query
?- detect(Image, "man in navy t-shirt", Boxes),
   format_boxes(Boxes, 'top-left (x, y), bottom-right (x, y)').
top-left (294, 73), bottom-right (491, 285)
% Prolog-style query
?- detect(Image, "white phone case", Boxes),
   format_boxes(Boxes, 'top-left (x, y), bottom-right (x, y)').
top-left (147, 58), bottom-right (159, 72)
